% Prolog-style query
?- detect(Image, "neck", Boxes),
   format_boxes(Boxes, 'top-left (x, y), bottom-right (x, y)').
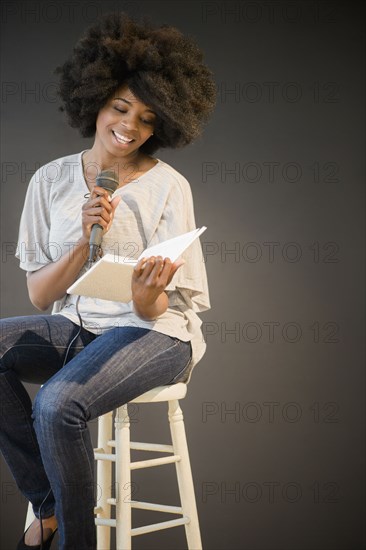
top-left (83, 142), bottom-right (146, 186)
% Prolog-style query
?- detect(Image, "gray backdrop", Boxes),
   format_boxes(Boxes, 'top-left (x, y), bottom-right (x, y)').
top-left (0, 1), bottom-right (365, 549)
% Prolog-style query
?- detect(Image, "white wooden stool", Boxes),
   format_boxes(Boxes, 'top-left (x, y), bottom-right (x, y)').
top-left (94, 382), bottom-right (202, 550)
top-left (24, 383), bottom-right (202, 550)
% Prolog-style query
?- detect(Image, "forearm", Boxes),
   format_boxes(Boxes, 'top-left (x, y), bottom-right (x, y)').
top-left (27, 236), bottom-right (89, 311)
top-left (133, 291), bottom-right (169, 321)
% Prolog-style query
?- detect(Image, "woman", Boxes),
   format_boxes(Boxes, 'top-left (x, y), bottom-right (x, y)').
top-left (0, 12), bottom-right (215, 550)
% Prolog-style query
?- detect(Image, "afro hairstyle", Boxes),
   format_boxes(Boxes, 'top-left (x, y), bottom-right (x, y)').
top-left (55, 12), bottom-right (217, 155)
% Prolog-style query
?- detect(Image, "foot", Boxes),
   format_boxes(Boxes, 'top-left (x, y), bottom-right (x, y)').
top-left (24, 516), bottom-right (58, 546)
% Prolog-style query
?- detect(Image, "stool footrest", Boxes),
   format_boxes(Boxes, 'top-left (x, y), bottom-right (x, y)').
top-left (130, 441), bottom-right (174, 453)
top-left (130, 500), bottom-right (183, 514)
top-left (131, 455), bottom-right (180, 470)
top-left (94, 451), bottom-right (115, 462)
top-left (95, 518), bottom-right (116, 527)
top-left (103, 498), bottom-right (183, 515)
top-left (107, 440), bottom-right (175, 453)
top-left (132, 516), bottom-right (190, 536)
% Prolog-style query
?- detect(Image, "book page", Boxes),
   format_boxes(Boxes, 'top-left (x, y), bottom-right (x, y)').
top-left (138, 226), bottom-right (206, 262)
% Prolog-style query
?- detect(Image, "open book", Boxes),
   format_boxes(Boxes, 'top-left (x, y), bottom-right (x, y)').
top-left (67, 226), bottom-right (207, 303)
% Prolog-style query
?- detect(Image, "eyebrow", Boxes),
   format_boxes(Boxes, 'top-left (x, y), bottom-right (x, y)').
top-left (113, 97), bottom-right (156, 115)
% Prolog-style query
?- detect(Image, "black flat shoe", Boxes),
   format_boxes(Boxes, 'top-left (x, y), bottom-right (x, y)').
top-left (17, 526), bottom-right (58, 550)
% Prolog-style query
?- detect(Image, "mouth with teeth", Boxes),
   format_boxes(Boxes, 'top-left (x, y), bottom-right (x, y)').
top-left (112, 130), bottom-right (135, 145)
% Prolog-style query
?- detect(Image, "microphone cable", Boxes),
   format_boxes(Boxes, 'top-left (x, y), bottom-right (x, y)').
top-left (37, 487), bottom-right (54, 550)
top-left (61, 295), bottom-right (83, 369)
top-left (61, 258), bottom-right (95, 370)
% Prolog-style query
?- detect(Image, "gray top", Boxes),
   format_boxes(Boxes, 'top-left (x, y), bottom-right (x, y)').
top-left (16, 151), bottom-right (210, 381)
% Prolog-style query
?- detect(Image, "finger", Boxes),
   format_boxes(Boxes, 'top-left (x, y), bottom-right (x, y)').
top-left (166, 259), bottom-right (185, 285)
top-left (105, 196), bottom-right (122, 231)
top-left (83, 202), bottom-right (111, 220)
top-left (173, 258), bottom-right (186, 268)
top-left (92, 186), bottom-right (111, 200)
top-left (134, 257), bottom-right (147, 274)
top-left (148, 256), bottom-right (165, 280)
top-left (136, 256), bottom-right (156, 281)
top-left (84, 214), bottom-right (109, 230)
top-left (156, 257), bottom-right (173, 284)
top-left (84, 207), bottom-right (111, 225)
top-left (88, 195), bottom-right (113, 212)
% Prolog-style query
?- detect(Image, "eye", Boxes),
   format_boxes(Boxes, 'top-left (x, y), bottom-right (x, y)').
top-left (113, 106), bottom-right (155, 126)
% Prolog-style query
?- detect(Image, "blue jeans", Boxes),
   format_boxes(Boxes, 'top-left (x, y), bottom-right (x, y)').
top-left (0, 314), bottom-right (192, 549)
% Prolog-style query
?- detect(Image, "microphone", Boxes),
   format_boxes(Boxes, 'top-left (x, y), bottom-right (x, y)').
top-left (88, 169), bottom-right (119, 264)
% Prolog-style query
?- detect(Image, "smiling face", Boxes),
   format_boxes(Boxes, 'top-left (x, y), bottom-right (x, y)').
top-left (94, 84), bottom-right (157, 162)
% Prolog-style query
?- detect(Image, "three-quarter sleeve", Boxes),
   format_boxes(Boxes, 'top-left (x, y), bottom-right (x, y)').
top-left (146, 175), bottom-right (210, 313)
top-left (15, 167), bottom-right (53, 272)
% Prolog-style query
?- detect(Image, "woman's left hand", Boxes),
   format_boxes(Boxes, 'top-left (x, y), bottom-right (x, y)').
top-left (131, 256), bottom-right (184, 317)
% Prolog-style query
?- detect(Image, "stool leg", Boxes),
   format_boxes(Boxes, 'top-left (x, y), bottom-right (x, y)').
top-left (168, 399), bottom-right (203, 550)
top-left (96, 411), bottom-right (113, 550)
top-left (115, 404), bottom-right (132, 550)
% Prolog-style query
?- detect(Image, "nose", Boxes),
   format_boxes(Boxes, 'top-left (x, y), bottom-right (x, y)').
top-left (120, 112), bottom-right (138, 133)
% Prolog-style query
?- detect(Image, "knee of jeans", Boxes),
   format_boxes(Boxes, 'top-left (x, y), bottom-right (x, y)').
top-left (33, 383), bottom-right (85, 428)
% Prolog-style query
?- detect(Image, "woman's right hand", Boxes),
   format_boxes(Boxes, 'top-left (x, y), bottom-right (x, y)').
top-left (81, 186), bottom-right (122, 241)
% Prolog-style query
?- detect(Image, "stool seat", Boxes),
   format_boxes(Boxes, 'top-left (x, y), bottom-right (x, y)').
top-left (130, 382), bottom-right (187, 403)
